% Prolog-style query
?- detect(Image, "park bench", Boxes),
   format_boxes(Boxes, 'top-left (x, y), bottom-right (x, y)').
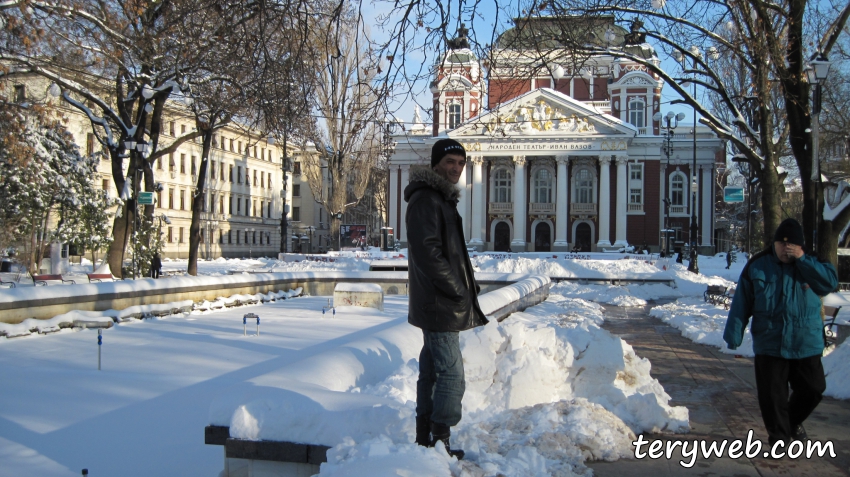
top-left (704, 285), bottom-right (735, 309)
top-left (31, 274), bottom-right (76, 286)
top-left (87, 273), bottom-right (122, 283)
top-left (0, 277), bottom-right (15, 288)
top-left (823, 305), bottom-right (842, 348)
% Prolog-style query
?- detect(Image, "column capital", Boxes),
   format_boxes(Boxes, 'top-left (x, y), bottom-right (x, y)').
top-left (470, 155), bottom-right (484, 165)
top-left (614, 154), bottom-right (629, 166)
top-left (513, 155), bottom-right (527, 166)
top-left (598, 155), bottom-right (612, 166)
top-left (399, 163), bottom-right (410, 171)
top-left (556, 154), bottom-right (570, 165)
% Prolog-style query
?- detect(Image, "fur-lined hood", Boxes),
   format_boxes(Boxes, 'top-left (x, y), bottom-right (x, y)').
top-left (403, 166), bottom-right (461, 203)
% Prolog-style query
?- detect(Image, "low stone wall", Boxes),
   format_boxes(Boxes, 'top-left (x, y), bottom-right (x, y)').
top-left (0, 272), bottom-right (538, 324)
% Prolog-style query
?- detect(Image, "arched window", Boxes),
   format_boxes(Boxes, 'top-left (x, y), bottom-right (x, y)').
top-left (628, 98), bottom-right (645, 129)
top-left (533, 169), bottom-right (553, 203)
top-left (494, 168), bottom-right (512, 202)
top-left (448, 103), bottom-right (462, 129)
top-left (576, 168), bottom-right (594, 203)
top-left (670, 173), bottom-right (685, 206)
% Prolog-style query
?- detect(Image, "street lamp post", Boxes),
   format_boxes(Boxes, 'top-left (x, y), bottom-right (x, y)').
top-left (306, 225), bottom-right (315, 253)
top-left (805, 53), bottom-right (831, 254)
top-left (653, 111), bottom-right (686, 257)
top-left (676, 46), bottom-right (702, 274)
top-left (247, 227), bottom-right (255, 258)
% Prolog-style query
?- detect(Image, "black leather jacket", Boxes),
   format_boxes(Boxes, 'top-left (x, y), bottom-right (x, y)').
top-left (404, 167), bottom-right (488, 332)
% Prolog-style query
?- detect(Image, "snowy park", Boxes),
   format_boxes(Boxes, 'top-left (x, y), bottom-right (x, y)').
top-left (1, 252), bottom-right (850, 476)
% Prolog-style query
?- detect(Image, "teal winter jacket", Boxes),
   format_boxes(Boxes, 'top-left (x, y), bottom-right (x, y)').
top-left (723, 248), bottom-right (838, 359)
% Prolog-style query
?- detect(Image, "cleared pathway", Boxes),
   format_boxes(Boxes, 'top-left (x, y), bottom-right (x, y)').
top-left (588, 302), bottom-right (850, 477)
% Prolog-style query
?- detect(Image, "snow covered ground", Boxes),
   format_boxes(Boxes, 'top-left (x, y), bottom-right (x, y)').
top-left (1, 251), bottom-right (849, 476)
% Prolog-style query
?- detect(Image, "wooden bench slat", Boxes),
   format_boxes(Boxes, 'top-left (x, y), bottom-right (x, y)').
top-left (32, 274), bottom-right (75, 286)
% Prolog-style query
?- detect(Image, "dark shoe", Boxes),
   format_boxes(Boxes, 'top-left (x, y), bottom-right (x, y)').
top-left (430, 422), bottom-right (465, 460)
top-left (791, 424), bottom-right (808, 441)
top-left (415, 416), bottom-right (431, 447)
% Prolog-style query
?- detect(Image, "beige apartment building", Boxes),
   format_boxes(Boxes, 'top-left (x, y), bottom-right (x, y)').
top-left (8, 76), bottom-right (332, 260)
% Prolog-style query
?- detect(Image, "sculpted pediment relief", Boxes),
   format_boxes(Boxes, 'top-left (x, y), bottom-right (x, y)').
top-left (484, 99), bottom-right (601, 135)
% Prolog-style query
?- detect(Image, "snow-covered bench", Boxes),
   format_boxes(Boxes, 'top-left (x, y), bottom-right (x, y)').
top-left (333, 283), bottom-right (383, 311)
top-left (31, 274), bottom-right (76, 286)
top-left (87, 273), bottom-right (122, 283)
top-left (0, 277), bottom-right (15, 288)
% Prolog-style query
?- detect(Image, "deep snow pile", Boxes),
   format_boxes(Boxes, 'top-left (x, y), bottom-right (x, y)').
top-left (215, 294), bottom-right (688, 477)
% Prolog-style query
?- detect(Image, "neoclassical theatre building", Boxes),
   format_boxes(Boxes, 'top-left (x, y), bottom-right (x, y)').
top-left (388, 18), bottom-right (725, 253)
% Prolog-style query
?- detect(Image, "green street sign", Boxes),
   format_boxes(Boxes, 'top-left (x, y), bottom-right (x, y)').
top-left (138, 191), bottom-right (155, 205)
top-left (724, 187), bottom-right (744, 203)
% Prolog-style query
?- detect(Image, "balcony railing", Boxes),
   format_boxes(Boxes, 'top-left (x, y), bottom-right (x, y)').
top-left (489, 202), bottom-right (513, 215)
top-left (529, 202), bottom-right (555, 214)
top-left (670, 205), bottom-right (687, 214)
top-left (570, 203), bottom-right (597, 215)
top-left (628, 203), bottom-right (644, 212)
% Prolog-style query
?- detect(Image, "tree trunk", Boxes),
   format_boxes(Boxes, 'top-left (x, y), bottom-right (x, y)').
top-left (187, 131), bottom-right (212, 276)
top-left (107, 202), bottom-right (132, 278)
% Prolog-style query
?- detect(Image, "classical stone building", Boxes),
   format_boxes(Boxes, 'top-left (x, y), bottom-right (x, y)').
top-left (388, 18), bottom-right (725, 253)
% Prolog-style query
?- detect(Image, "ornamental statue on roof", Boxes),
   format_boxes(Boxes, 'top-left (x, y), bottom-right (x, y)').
top-left (447, 23), bottom-right (470, 50)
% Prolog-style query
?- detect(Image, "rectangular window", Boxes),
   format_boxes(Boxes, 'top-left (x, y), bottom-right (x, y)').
top-left (86, 133), bottom-right (95, 156)
top-left (238, 141), bottom-right (242, 154)
top-left (169, 153), bottom-right (175, 171)
top-left (260, 171), bottom-right (264, 188)
top-left (179, 227), bottom-right (184, 243)
top-left (219, 196), bottom-right (224, 214)
top-left (237, 166), bottom-right (242, 184)
top-left (169, 121), bottom-right (175, 136)
top-left (630, 188), bottom-right (642, 204)
top-left (230, 138), bottom-right (234, 152)
top-left (168, 227), bottom-right (173, 243)
top-left (261, 148), bottom-right (265, 160)
top-left (168, 188), bottom-right (174, 209)
top-left (157, 190), bottom-right (162, 206)
top-left (210, 161), bottom-right (216, 178)
top-left (219, 230), bottom-right (224, 244)
top-left (252, 200), bottom-right (257, 217)
top-left (102, 179), bottom-right (109, 192)
top-left (157, 156), bottom-right (163, 170)
top-left (180, 190), bottom-right (185, 210)
top-left (293, 162), bottom-right (301, 175)
top-left (191, 156), bottom-right (197, 176)
top-left (267, 174), bottom-right (272, 188)
top-left (293, 184), bottom-right (301, 196)
top-left (292, 207), bottom-right (301, 222)
top-left (228, 230), bottom-right (232, 244)
top-left (181, 124), bottom-right (186, 134)
top-left (237, 198), bottom-right (241, 214)
top-left (221, 163), bottom-right (226, 181)
top-left (253, 170), bottom-right (258, 186)
top-left (268, 202), bottom-right (272, 217)
top-left (229, 196), bottom-right (233, 214)
top-left (448, 103), bottom-right (462, 129)
top-left (180, 154), bottom-right (186, 174)
top-left (14, 84), bottom-right (26, 102)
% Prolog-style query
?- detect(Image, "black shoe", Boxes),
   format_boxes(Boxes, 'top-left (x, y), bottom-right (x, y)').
top-left (791, 424), bottom-right (808, 441)
top-left (415, 416), bottom-right (431, 447)
top-left (430, 422), bottom-right (465, 459)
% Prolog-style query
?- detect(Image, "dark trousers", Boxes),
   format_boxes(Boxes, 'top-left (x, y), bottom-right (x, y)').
top-left (754, 354), bottom-right (826, 444)
top-left (416, 329), bottom-right (465, 427)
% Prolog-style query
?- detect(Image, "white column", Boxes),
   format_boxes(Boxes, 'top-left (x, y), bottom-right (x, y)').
top-left (596, 156), bottom-right (612, 248)
top-left (614, 154), bottom-right (629, 246)
top-left (388, 165), bottom-right (399, 238)
top-left (511, 155), bottom-right (528, 251)
top-left (399, 165), bottom-right (410, 244)
top-left (554, 155), bottom-right (569, 249)
top-left (469, 156), bottom-right (485, 245)
top-left (457, 163), bottom-right (470, 239)
top-left (701, 166), bottom-right (712, 247)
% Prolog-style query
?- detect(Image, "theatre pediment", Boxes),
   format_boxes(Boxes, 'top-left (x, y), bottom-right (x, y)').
top-left (451, 88), bottom-right (637, 138)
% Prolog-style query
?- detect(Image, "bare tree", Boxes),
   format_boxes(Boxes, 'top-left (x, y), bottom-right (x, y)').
top-left (301, 3), bottom-right (388, 250)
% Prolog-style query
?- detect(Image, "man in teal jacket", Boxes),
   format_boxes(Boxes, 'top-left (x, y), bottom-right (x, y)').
top-left (724, 218), bottom-right (838, 447)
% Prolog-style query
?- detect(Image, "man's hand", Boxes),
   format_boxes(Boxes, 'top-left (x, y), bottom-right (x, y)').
top-left (785, 243), bottom-right (804, 260)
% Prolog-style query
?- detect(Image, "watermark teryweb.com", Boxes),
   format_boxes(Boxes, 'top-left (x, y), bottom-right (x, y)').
top-left (633, 430), bottom-right (836, 468)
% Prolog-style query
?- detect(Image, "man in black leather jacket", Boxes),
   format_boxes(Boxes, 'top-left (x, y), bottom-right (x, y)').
top-left (404, 138), bottom-right (488, 459)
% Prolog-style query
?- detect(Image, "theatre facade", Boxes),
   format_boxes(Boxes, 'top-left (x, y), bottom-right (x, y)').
top-left (388, 19), bottom-right (725, 253)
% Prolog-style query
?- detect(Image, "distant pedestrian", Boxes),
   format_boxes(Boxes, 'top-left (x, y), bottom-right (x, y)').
top-left (726, 251), bottom-right (733, 269)
top-left (151, 253), bottom-right (162, 279)
top-left (404, 139), bottom-right (488, 459)
top-left (724, 218), bottom-right (837, 448)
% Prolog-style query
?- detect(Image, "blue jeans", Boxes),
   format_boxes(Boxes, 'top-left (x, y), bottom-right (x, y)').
top-left (416, 329), bottom-right (465, 427)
